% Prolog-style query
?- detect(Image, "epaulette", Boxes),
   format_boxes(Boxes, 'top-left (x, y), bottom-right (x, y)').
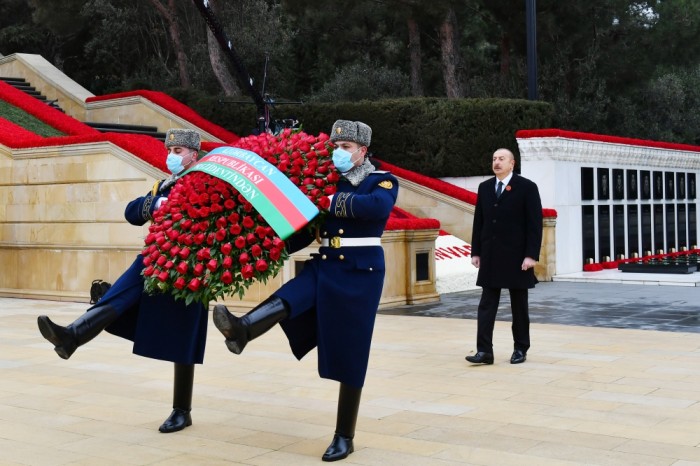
top-left (150, 180), bottom-right (161, 196)
top-left (370, 170), bottom-right (389, 174)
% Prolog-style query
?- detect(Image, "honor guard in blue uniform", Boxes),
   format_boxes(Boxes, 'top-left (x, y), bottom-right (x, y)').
top-left (37, 129), bottom-right (209, 433)
top-left (212, 120), bottom-right (398, 462)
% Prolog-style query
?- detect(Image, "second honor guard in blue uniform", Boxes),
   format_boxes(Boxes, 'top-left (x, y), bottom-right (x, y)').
top-left (213, 120), bottom-right (399, 462)
top-left (37, 129), bottom-right (209, 433)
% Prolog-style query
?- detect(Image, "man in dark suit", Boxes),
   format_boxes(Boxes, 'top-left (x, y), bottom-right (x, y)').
top-left (466, 148), bottom-right (543, 365)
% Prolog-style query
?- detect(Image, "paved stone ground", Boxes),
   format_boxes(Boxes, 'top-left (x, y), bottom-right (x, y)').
top-left (1, 281), bottom-right (699, 465)
top-left (381, 281), bottom-right (700, 334)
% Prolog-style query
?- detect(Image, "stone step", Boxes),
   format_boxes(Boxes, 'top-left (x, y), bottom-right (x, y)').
top-left (83, 121), bottom-right (165, 140)
top-left (1, 76), bottom-right (64, 112)
top-left (0, 77), bottom-right (28, 85)
top-left (84, 121), bottom-right (160, 132)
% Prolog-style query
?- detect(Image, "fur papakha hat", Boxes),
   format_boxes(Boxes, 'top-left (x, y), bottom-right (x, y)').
top-left (165, 128), bottom-right (201, 151)
top-left (329, 120), bottom-right (372, 147)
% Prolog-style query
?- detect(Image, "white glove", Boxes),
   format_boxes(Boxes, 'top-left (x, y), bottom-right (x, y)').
top-left (155, 197), bottom-right (167, 209)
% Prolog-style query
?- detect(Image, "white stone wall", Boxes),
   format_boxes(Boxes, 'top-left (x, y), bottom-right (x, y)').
top-left (518, 136), bottom-right (700, 275)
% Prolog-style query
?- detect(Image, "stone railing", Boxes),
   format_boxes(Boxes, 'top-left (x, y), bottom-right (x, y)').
top-left (0, 141), bottom-right (439, 307)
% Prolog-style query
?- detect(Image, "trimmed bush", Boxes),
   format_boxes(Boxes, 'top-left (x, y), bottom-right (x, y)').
top-left (174, 95), bottom-right (554, 177)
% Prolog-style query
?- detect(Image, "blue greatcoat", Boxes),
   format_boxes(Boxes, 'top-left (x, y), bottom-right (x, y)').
top-left (275, 170), bottom-right (399, 388)
top-left (98, 178), bottom-right (208, 365)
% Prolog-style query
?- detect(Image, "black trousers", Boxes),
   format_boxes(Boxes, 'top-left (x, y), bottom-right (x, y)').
top-left (475, 287), bottom-right (530, 354)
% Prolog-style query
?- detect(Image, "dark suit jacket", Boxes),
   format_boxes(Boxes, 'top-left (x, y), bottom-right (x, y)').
top-left (471, 173), bottom-right (543, 289)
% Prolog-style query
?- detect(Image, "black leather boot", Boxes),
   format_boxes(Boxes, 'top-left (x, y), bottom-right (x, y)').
top-left (213, 296), bottom-right (289, 354)
top-left (159, 363), bottom-right (194, 433)
top-left (322, 383), bottom-right (362, 462)
top-left (37, 305), bottom-right (119, 360)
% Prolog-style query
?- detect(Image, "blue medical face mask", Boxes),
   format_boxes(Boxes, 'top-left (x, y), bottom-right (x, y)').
top-left (332, 147), bottom-right (360, 173)
top-left (166, 151), bottom-right (193, 175)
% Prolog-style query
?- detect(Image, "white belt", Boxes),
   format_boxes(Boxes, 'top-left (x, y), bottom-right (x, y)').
top-left (320, 237), bottom-right (381, 248)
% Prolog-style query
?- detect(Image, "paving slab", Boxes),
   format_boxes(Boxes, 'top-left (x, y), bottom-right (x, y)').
top-left (1, 282), bottom-right (699, 465)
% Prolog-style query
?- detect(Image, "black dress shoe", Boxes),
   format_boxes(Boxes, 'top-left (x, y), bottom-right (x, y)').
top-left (158, 408), bottom-right (192, 433)
top-left (322, 434), bottom-right (354, 462)
top-left (510, 350), bottom-right (527, 364)
top-left (465, 352), bottom-right (494, 364)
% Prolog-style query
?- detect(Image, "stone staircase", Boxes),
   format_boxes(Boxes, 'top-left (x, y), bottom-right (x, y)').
top-left (83, 121), bottom-right (166, 141)
top-left (1, 76), bottom-right (64, 112)
top-left (1, 76), bottom-right (166, 141)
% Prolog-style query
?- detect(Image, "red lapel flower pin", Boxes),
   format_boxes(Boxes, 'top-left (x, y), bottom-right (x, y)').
top-left (505, 185), bottom-right (512, 191)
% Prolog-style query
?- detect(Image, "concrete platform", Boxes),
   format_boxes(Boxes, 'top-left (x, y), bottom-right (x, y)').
top-left (553, 269), bottom-right (700, 287)
top-left (2, 287), bottom-right (699, 465)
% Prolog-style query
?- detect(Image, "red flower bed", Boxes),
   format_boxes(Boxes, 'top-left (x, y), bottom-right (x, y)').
top-left (106, 133), bottom-right (169, 171)
top-left (86, 90), bottom-right (239, 143)
top-left (142, 130), bottom-right (337, 304)
top-left (582, 263), bottom-right (604, 272)
top-left (0, 116), bottom-right (44, 146)
top-left (385, 206), bottom-right (440, 231)
top-left (379, 159), bottom-right (478, 205)
top-left (0, 81), bottom-right (98, 136)
top-left (583, 248), bottom-right (700, 272)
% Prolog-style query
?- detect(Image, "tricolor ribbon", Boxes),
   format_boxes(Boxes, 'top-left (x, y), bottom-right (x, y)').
top-left (184, 146), bottom-right (319, 240)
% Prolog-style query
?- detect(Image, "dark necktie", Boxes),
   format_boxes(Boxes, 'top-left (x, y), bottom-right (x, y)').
top-left (496, 181), bottom-right (504, 198)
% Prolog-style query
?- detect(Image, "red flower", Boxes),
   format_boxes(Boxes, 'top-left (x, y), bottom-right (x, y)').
top-left (242, 216), bottom-right (255, 229)
top-left (222, 256), bottom-right (233, 269)
top-left (241, 264), bottom-right (254, 280)
top-left (142, 130), bottom-right (337, 304)
top-left (246, 233), bottom-right (257, 245)
top-left (255, 259), bottom-right (268, 272)
top-left (270, 247), bottom-right (282, 261)
top-left (187, 278), bottom-right (202, 291)
top-left (207, 259), bottom-right (218, 272)
top-left (196, 248), bottom-right (211, 261)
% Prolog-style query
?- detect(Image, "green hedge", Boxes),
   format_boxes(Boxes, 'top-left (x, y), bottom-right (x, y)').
top-left (171, 92), bottom-right (553, 177)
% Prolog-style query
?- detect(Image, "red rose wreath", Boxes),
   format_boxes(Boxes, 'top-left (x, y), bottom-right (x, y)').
top-left (142, 129), bottom-right (339, 305)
